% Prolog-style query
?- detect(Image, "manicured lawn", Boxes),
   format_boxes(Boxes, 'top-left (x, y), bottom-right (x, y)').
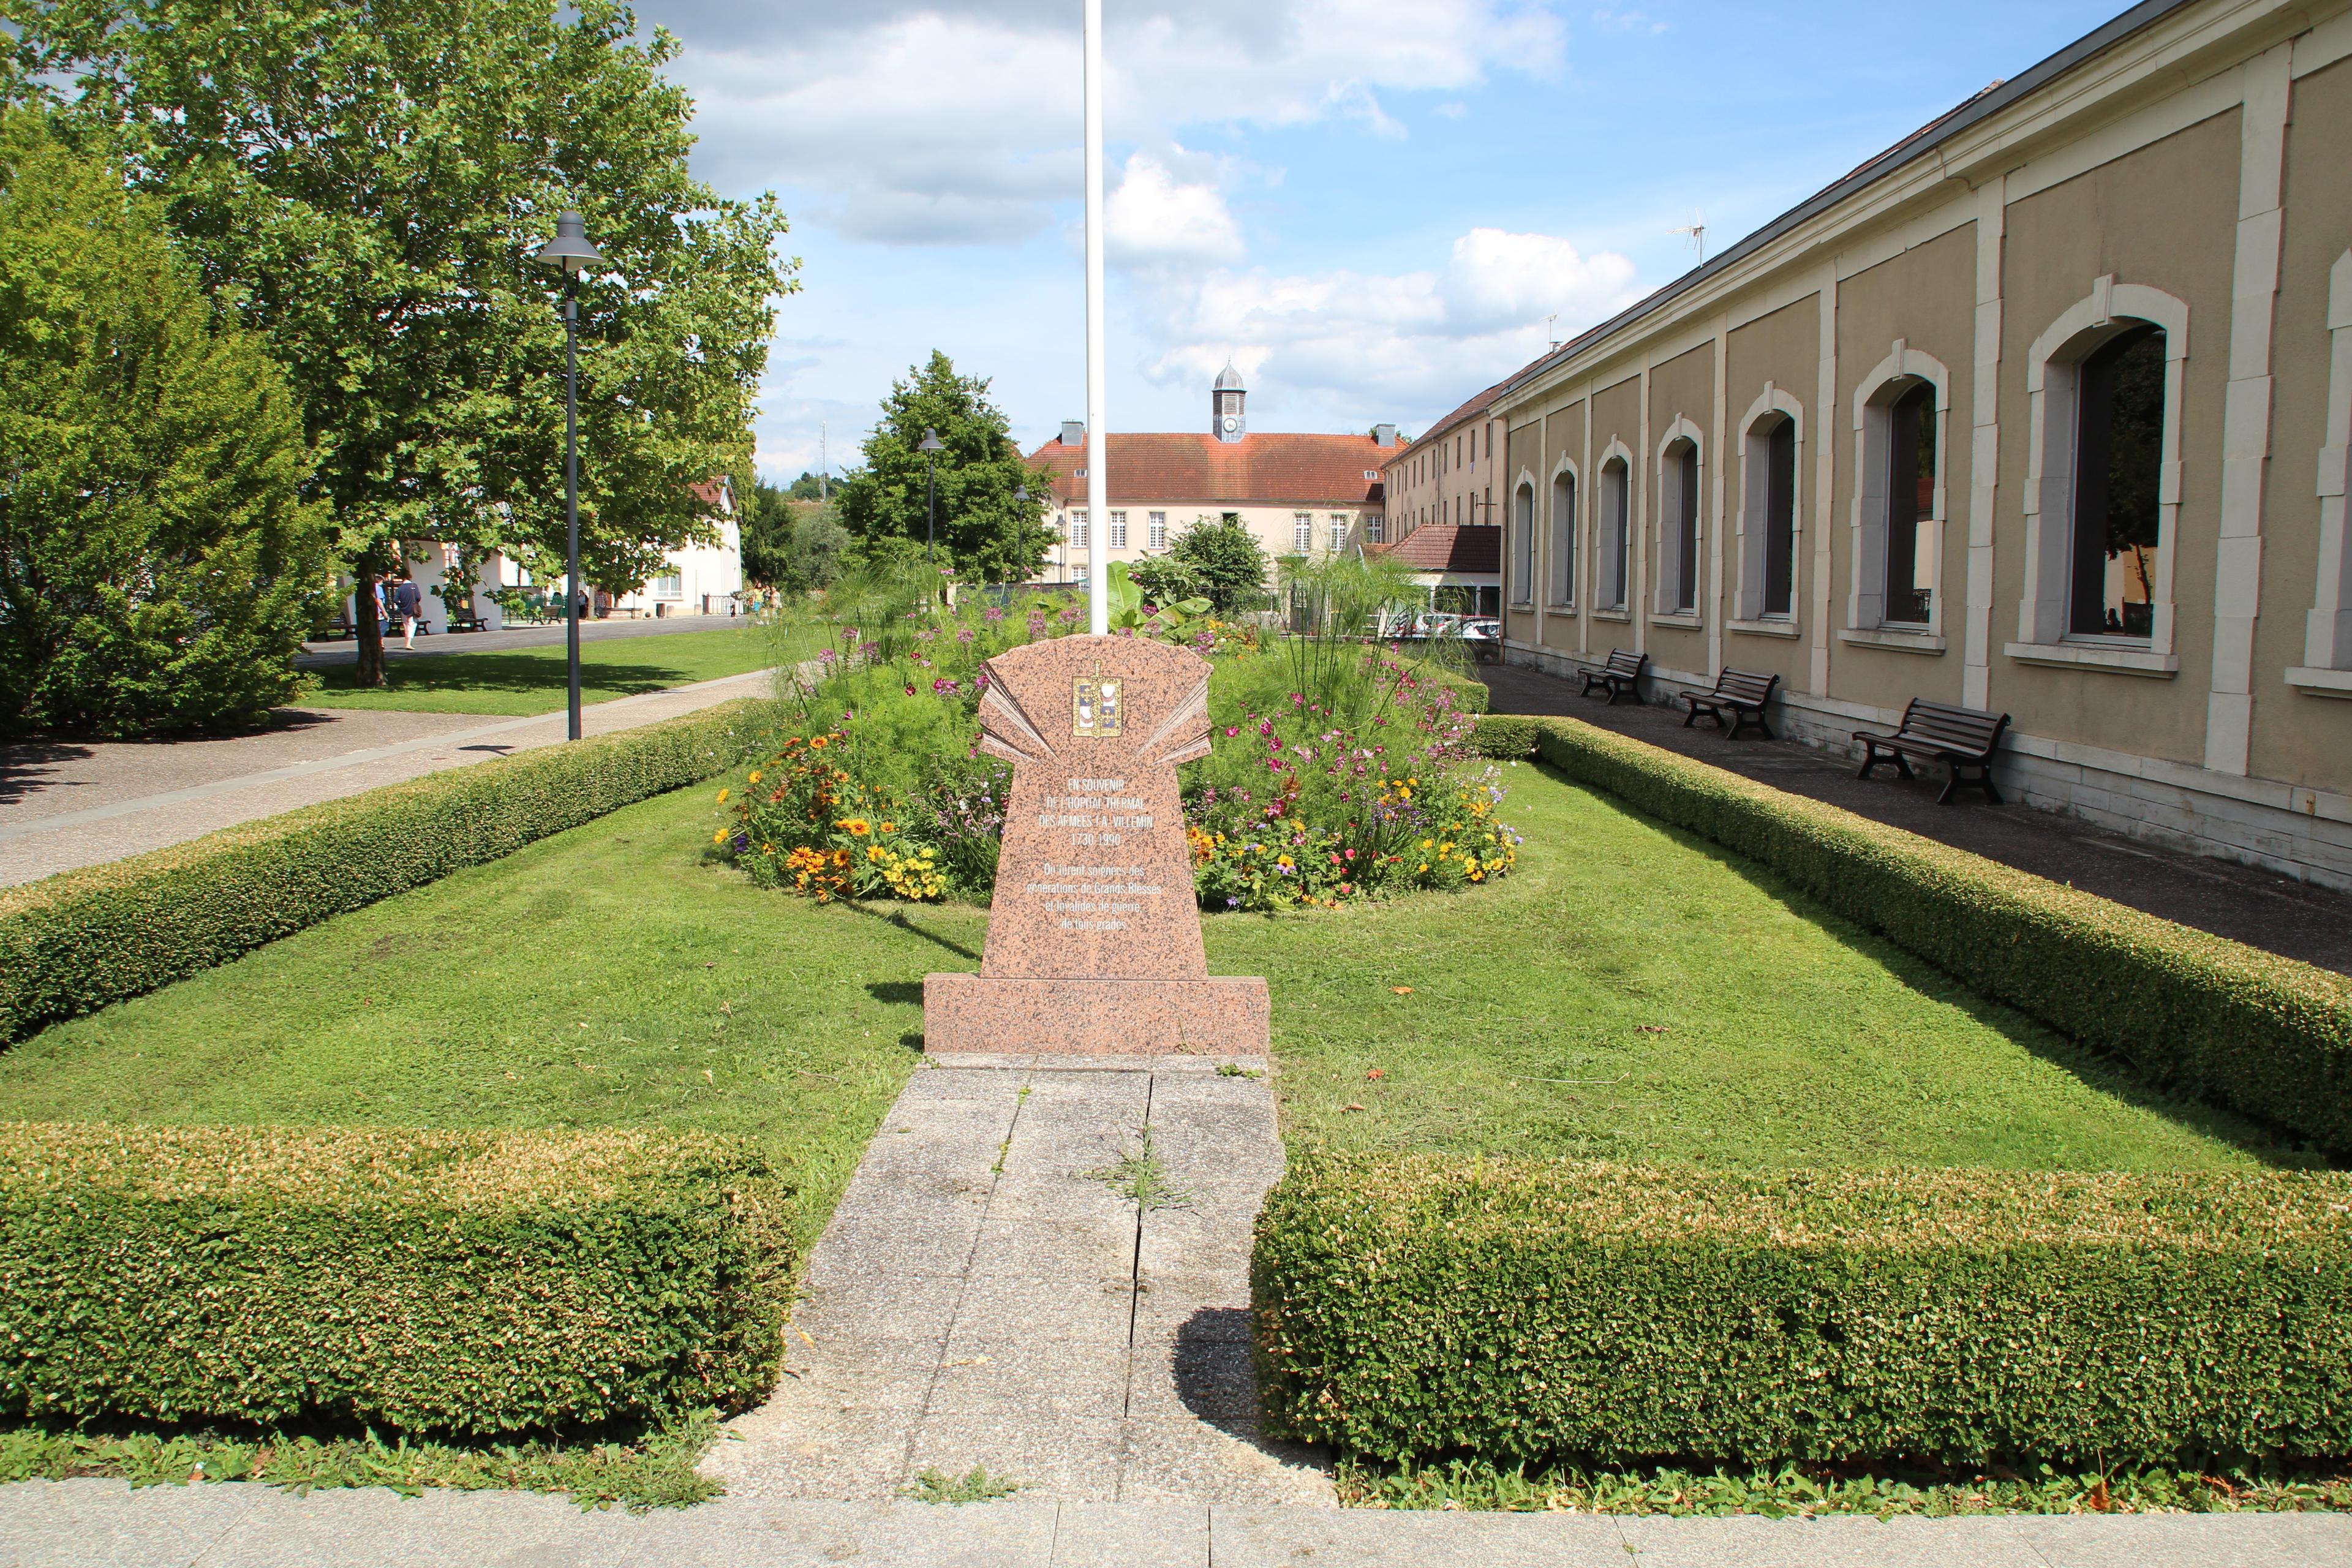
top-left (297, 624), bottom-right (814, 716)
top-left (1229, 760), bottom-right (2309, 1170)
top-left (0, 763), bottom-right (2303, 1189)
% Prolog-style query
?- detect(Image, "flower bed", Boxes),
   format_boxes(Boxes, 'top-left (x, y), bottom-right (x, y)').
top-left (717, 589), bottom-right (1517, 911)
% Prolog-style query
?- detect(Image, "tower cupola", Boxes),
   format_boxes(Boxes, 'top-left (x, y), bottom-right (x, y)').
top-left (1212, 361), bottom-right (1246, 443)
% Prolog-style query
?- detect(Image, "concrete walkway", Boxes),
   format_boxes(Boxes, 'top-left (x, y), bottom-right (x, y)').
top-left (0, 667), bottom-right (775, 888)
top-left (1481, 662), bottom-right (2352, 974)
top-left (707, 1060), bottom-right (1330, 1507)
top-left (7, 1474), bottom-right (2348, 1566)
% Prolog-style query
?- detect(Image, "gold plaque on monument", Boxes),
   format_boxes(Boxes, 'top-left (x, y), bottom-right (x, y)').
top-left (1072, 674), bottom-right (1121, 737)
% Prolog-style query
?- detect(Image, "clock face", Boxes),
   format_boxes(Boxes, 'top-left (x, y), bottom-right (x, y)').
top-left (1222, 415), bottom-right (1238, 432)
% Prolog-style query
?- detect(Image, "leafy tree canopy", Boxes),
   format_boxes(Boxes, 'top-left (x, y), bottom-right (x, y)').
top-left (1170, 513), bottom-right (1273, 616)
top-left (836, 351), bottom-right (1058, 586)
top-left (2, 0), bottom-right (797, 676)
top-left (0, 112), bottom-right (326, 736)
top-left (785, 470), bottom-right (830, 502)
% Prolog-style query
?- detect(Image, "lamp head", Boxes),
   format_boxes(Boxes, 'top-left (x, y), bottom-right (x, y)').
top-left (918, 429), bottom-right (944, 454)
top-left (533, 210), bottom-right (606, 275)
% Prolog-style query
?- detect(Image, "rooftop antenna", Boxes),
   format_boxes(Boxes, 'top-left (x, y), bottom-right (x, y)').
top-left (819, 421), bottom-right (828, 503)
top-left (1671, 213), bottom-right (1707, 263)
top-left (1547, 312), bottom-right (1560, 348)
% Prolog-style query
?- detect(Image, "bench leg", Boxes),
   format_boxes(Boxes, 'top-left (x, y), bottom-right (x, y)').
top-left (1936, 769), bottom-right (1959, 805)
top-left (1724, 708), bottom-right (1751, 740)
top-left (1681, 702), bottom-right (1700, 728)
top-left (1855, 745), bottom-right (1885, 780)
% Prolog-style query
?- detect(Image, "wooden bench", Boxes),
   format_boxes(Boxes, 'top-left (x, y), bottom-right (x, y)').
top-left (1853, 698), bottom-right (2011, 804)
top-left (1681, 668), bottom-right (1781, 739)
top-left (1578, 649), bottom-right (1646, 704)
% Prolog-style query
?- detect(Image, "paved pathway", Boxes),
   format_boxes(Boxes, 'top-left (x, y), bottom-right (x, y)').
top-left (0, 668), bottom-right (776, 888)
top-left (1482, 662), bottom-right (2352, 973)
top-left (707, 1059), bottom-right (1330, 1508)
top-left (7, 1476), bottom-right (2347, 1566)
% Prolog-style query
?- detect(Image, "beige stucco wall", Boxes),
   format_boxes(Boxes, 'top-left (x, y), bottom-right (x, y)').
top-left (1991, 106), bottom-right (2242, 765)
top-left (2251, 53), bottom-right (2352, 786)
top-left (1587, 371), bottom-right (1644, 646)
top-left (1643, 341), bottom-right (1716, 674)
top-left (1537, 396), bottom-right (1589, 655)
top-left (1721, 293), bottom-right (1823, 692)
top-left (1038, 498), bottom-right (1374, 587)
top-left (1828, 219), bottom-right (1979, 712)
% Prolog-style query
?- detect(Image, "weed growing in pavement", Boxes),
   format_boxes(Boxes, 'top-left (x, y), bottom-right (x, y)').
top-left (902, 1465), bottom-right (1020, 1504)
top-left (1088, 1126), bottom-right (1188, 1211)
top-left (1336, 1456), bottom-right (2352, 1517)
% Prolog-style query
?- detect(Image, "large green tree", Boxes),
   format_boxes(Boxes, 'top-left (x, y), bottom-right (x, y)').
top-left (0, 115), bottom-right (326, 737)
top-left (2, 0), bottom-right (796, 684)
top-left (837, 352), bottom-right (1057, 586)
top-left (1172, 513), bottom-right (1273, 616)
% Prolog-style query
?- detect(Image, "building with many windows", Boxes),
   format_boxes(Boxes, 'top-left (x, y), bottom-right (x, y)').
top-left (1027, 368), bottom-right (1396, 586)
top-left (1380, 369), bottom-right (1530, 543)
top-left (1480, 0), bottom-right (2352, 888)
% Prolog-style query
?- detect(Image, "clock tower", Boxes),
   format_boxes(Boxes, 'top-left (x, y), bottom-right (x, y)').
top-left (1212, 362), bottom-right (1246, 443)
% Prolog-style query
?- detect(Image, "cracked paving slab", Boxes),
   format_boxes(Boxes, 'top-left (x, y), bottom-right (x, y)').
top-left (704, 1060), bottom-right (1335, 1507)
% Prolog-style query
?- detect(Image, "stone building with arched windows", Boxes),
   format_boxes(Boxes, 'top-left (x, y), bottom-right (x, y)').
top-left (1479, 0), bottom-right (2352, 889)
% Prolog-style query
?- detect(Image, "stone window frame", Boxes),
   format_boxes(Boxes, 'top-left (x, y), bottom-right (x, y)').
top-left (1594, 439), bottom-right (1635, 614)
top-left (1845, 342), bottom-right (1953, 641)
top-left (1548, 453), bottom-right (1579, 609)
top-left (1510, 477), bottom-right (1537, 607)
top-left (1733, 383), bottom-right (1806, 625)
top-left (1292, 513), bottom-right (1313, 552)
top-left (2008, 274), bottom-right (2189, 678)
top-left (1147, 511), bottom-right (1167, 551)
top-left (1651, 417), bottom-right (1705, 620)
top-left (1108, 510), bottom-right (1128, 549)
top-left (1069, 508), bottom-right (1089, 548)
top-left (2290, 251), bottom-right (2352, 697)
top-left (1329, 515), bottom-right (1351, 552)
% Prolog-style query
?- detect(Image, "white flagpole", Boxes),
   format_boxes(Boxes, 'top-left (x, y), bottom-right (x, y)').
top-left (1083, 0), bottom-right (1108, 636)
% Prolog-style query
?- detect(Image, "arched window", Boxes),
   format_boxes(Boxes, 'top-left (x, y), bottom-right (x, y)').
top-left (1656, 434), bottom-right (1700, 614)
top-left (1511, 481), bottom-right (1536, 606)
top-left (1884, 382), bottom-right (1937, 625)
top-left (2069, 324), bottom-right (2165, 638)
top-left (1738, 412), bottom-right (1797, 620)
top-left (1550, 468), bottom-right (1577, 606)
top-left (2016, 277), bottom-right (2186, 662)
top-left (1599, 455), bottom-right (1630, 611)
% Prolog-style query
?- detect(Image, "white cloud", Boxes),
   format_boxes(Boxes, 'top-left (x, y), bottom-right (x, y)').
top-left (1134, 227), bottom-right (1641, 428)
top-left (671, 1), bottom-right (1567, 244)
top-left (1106, 152), bottom-right (1246, 270)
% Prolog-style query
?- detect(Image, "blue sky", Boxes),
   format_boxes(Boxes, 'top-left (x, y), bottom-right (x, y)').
top-left (640, 1), bottom-right (2129, 481)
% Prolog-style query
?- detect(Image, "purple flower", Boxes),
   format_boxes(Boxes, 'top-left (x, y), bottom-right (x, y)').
top-left (1226, 897), bottom-right (1240, 907)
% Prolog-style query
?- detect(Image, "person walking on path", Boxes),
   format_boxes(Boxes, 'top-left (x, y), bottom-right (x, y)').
top-left (393, 576), bottom-right (425, 650)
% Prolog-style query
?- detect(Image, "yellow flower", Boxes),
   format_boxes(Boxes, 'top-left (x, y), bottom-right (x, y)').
top-left (716, 788), bottom-right (731, 804)
top-left (712, 830), bottom-right (727, 845)
top-left (839, 818), bottom-right (872, 836)
top-left (748, 771), bottom-right (763, 785)
top-left (1420, 838), bottom-right (1434, 849)
top-left (880, 821), bottom-right (897, 833)
top-left (1277, 855), bottom-right (1295, 869)
top-left (1417, 862), bottom-right (1429, 872)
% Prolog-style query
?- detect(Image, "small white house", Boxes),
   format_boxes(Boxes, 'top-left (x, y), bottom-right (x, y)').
top-left (375, 477), bottom-right (745, 632)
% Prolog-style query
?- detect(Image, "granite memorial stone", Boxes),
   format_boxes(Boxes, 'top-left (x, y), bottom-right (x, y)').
top-left (922, 632), bottom-right (1270, 1056)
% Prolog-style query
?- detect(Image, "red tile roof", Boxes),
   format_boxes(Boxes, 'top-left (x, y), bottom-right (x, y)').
top-left (1371, 524), bottom-right (1501, 574)
top-left (1028, 432), bottom-right (1387, 507)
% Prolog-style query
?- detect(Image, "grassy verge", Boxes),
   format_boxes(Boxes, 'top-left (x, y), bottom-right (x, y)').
top-left (1215, 760), bottom-right (2315, 1170)
top-left (1338, 1456), bottom-right (2352, 1516)
top-left (299, 624), bottom-right (816, 715)
top-left (0, 1413), bottom-right (723, 1512)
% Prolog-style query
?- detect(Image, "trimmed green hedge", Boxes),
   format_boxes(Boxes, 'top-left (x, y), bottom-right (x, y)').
top-left (1525, 716), bottom-right (2352, 1153)
top-left (1468, 712), bottom-right (1542, 758)
top-left (1256, 1153), bottom-right (2352, 1467)
top-left (0, 1122), bottom-right (793, 1434)
top-left (0, 699), bottom-right (775, 1046)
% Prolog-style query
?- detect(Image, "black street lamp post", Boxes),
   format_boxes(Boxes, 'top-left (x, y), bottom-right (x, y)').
top-left (533, 210), bottom-right (606, 741)
top-left (918, 428), bottom-right (945, 581)
top-left (1009, 484), bottom-right (1028, 589)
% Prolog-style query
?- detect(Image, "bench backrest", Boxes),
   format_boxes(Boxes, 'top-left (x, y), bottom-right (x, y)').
top-left (1713, 668), bottom-right (1779, 705)
top-left (1896, 698), bottom-right (2010, 754)
top-left (1605, 649), bottom-right (1645, 677)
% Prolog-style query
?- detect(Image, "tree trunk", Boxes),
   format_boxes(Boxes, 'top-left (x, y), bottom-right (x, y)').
top-left (355, 568), bottom-right (388, 688)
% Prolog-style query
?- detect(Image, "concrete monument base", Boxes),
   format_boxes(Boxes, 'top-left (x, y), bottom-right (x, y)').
top-left (921, 973), bottom-right (1270, 1057)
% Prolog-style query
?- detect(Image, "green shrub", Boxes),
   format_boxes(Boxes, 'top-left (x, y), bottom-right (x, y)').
top-left (0, 1122), bottom-right (792, 1434)
top-left (1468, 713), bottom-right (1540, 758)
top-left (1525, 717), bottom-right (2352, 1153)
top-left (1256, 1153), bottom-right (2352, 1468)
top-left (0, 699), bottom-right (775, 1044)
